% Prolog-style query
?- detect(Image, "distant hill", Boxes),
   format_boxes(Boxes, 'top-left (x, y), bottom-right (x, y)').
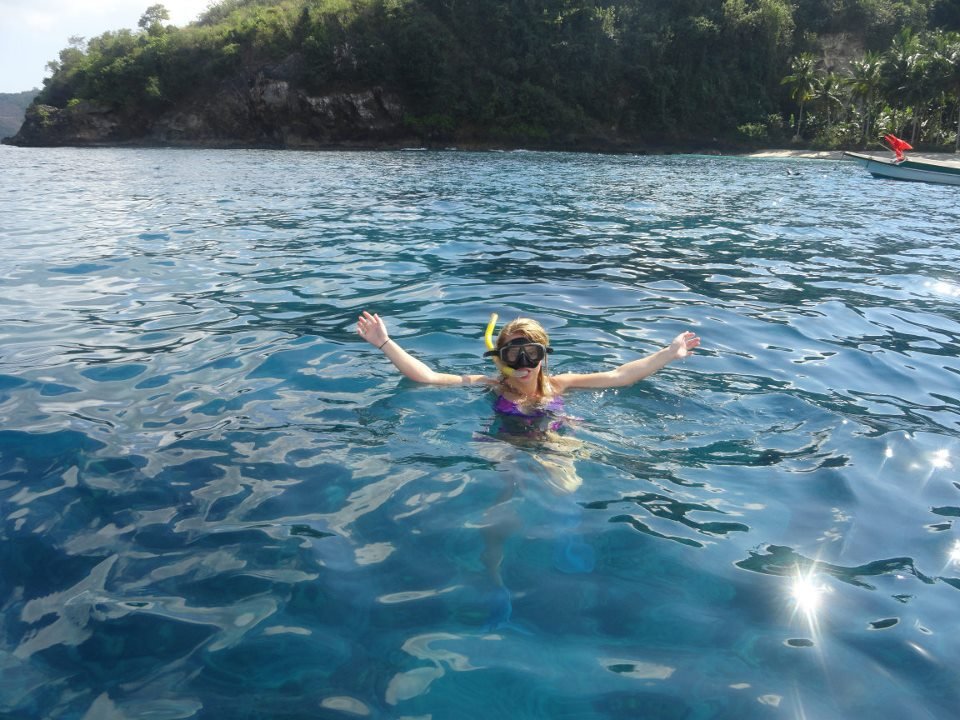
top-left (5, 0), bottom-right (960, 150)
top-left (0, 90), bottom-right (39, 139)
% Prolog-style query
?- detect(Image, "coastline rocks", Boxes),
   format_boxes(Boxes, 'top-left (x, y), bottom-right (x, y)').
top-left (4, 71), bottom-right (411, 148)
top-left (6, 101), bottom-right (130, 146)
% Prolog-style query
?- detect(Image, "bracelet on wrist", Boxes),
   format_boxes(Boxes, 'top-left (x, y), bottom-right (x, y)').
top-left (378, 339), bottom-right (391, 350)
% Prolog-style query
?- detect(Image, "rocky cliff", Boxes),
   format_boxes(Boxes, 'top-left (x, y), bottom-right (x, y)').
top-left (5, 63), bottom-right (411, 148)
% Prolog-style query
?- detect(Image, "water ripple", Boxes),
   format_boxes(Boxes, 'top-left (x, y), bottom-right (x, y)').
top-left (1, 146), bottom-right (959, 719)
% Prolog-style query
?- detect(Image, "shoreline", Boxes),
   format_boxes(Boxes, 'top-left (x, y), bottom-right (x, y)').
top-left (743, 149), bottom-right (844, 159)
top-left (742, 148), bottom-right (960, 161)
top-left (3, 138), bottom-right (958, 162)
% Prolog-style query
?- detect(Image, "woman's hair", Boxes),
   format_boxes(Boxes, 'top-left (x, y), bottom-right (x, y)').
top-left (496, 317), bottom-right (552, 396)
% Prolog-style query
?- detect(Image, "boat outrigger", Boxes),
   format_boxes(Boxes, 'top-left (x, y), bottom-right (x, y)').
top-left (843, 134), bottom-right (960, 186)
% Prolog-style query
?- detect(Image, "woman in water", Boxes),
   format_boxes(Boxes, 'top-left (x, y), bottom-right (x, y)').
top-left (355, 310), bottom-right (700, 406)
top-left (357, 310), bottom-right (701, 611)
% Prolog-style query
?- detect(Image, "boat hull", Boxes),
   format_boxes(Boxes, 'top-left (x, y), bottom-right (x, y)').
top-left (843, 151), bottom-right (960, 186)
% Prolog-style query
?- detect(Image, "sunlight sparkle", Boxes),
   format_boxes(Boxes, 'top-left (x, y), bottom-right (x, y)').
top-left (930, 449), bottom-right (951, 470)
top-left (791, 570), bottom-right (831, 618)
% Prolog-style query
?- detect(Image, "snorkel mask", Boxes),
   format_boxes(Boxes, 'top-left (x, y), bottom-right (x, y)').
top-left (483, 313), bottom-right (553, 373)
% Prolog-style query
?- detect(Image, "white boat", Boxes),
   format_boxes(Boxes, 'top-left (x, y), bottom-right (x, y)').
top-left (843, 151), bottom-right (960, 186)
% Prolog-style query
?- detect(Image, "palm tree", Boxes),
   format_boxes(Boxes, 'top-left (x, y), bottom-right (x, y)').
top-left (931, 32), bottom-right (960, 152)
top-left (814, 71), bottom-right (846, 132)
top-left (848, 51), bottom-right (882, 146)
top-left (782, 53), bottom-right (818, 140)
top-left (882, 29), bottom-right (926, 142)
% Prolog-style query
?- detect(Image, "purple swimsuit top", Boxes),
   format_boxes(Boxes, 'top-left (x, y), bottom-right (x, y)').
top-left (494, 394), bottom-right (565, 418)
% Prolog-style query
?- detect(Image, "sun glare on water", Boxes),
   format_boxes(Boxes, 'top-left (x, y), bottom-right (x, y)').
top-left (790, 569), bottom-right (832, 623)
top-left (929, 449), bottom-right (951, 470)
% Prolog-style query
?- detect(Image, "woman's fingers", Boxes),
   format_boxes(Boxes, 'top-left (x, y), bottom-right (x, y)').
top-left (357, 311), bottom-right (388, 346)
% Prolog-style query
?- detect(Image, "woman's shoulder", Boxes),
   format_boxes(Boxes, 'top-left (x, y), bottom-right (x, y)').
top-left (546, 374), bottom-right (573, 393)
top-left (459, 374), bottom-right (500, 386)
top-left (548, 371), bottom-right (617, 392)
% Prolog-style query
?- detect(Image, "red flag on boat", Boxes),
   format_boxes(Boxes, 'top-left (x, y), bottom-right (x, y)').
top-left (884, 134), bottom-right (913, 161)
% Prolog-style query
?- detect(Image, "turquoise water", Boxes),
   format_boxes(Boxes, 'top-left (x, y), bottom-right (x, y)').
top-left (1, 146), bottom-right (959, 719)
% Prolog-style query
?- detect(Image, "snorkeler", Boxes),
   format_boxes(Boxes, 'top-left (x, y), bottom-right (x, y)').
top-left (355, 310), bottom-right (700, 410)
top-left (357, 310), bottom-right (699, 621)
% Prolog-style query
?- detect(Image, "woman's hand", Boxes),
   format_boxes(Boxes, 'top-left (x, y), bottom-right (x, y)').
top-left (669, 331), bottom-right (700, 360)
top-left (357, 310), bottom-right (389, 349)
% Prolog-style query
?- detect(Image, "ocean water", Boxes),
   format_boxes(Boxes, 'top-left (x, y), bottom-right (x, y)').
top-left (1, 145), bottom-right (959, 720)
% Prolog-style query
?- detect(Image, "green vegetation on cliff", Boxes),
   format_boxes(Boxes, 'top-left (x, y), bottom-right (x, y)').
top-left (20, 0), bottom-right (960, 148)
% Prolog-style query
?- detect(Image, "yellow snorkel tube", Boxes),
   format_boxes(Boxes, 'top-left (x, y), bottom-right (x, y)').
top-left (484, 313), bottom-right (514, 377)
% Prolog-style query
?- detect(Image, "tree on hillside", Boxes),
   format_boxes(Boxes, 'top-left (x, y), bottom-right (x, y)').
top-left (139, 4), bottom-right (171, 34)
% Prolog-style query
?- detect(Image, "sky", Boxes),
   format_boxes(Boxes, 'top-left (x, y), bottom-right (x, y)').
top-left (0, 0), bottom-right (211, 93)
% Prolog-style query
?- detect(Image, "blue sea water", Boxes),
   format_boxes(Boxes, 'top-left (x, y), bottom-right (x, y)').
top-left (1, 145), bottom-right (959, 719)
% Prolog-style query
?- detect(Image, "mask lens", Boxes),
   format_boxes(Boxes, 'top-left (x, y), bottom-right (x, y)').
top-left (499, 342), bottom-right (545, 368)
top-left (501, 345), bottom-right (523, 365)
top-left (523, 344), bottom-right (545, 363)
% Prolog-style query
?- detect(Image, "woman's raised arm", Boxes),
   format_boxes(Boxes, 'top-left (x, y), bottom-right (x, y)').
top-left (551, 331), bottom-right (700, 391)
top-left (357, 311), bottom-right (491, 386)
